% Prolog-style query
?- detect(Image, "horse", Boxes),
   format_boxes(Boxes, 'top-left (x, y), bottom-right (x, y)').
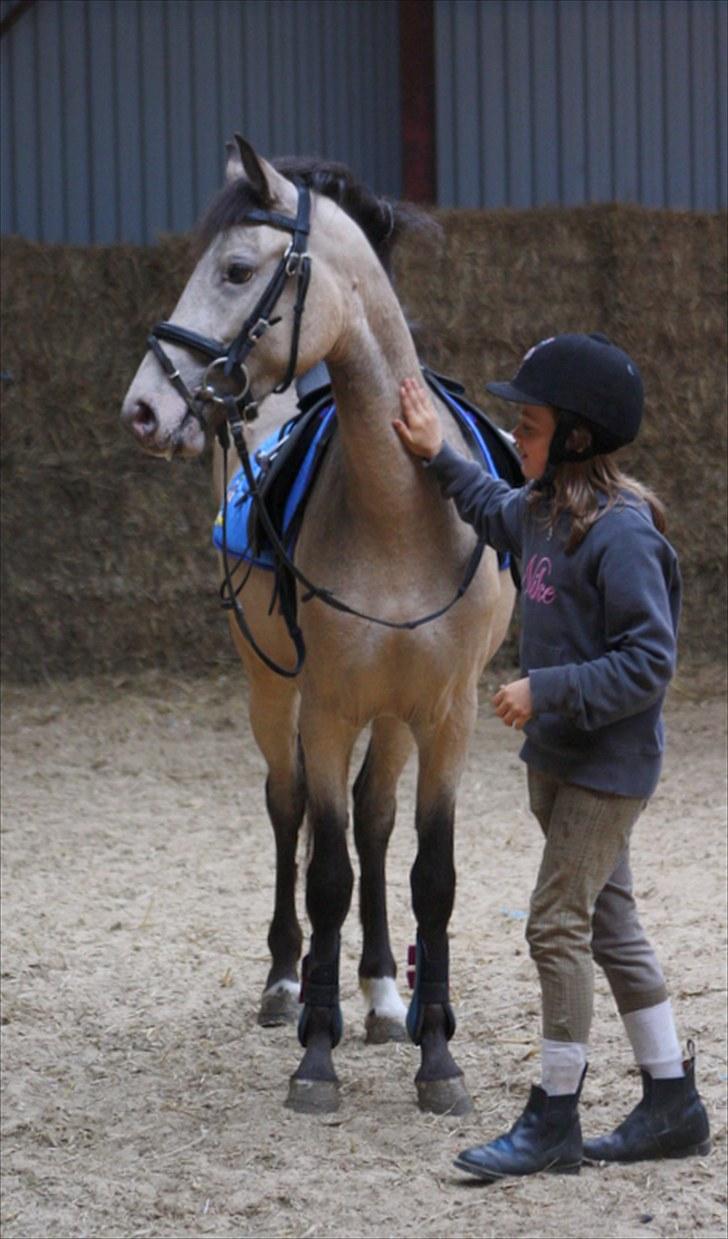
top-left (121, 137), bottom-right (516, 1115)
top-left (124, 153), bottom-right (428, 1045)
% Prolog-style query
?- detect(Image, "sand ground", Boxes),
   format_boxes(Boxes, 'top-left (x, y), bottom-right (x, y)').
top-left (1, 666), bottom-right (726, 1239)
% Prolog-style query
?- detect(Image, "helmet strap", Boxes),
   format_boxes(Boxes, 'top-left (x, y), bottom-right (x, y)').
top-left (533, 411), bottom-right (597, 493)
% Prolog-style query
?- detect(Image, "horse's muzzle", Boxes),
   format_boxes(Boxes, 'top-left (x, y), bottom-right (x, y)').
top-left (120, 394), bottom-right (206, 459)
top-left (122, 397), bottom-right (160, 445)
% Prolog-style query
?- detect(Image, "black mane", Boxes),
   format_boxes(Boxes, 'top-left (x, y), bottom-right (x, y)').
top-left (196, 155), bottom-right (432, 276)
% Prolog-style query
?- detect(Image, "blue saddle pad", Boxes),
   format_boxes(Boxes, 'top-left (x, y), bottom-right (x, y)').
top-left (212, 403), bottom-right (336, 568)
top-left (212, 386), bottom-right (515, 570)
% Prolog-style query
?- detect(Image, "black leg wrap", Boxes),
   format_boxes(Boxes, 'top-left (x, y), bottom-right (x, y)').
top-left (297, 935), bottom-right (344, 1049)
top-left (406, 931), bottom-right (456, 1046)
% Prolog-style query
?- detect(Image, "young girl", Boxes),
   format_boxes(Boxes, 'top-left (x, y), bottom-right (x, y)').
top-left (393, 333), bottom-right (710, 1181)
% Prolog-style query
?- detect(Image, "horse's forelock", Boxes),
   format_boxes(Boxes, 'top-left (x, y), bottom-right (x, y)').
top-left (194, 179), bottom-right (267, 255)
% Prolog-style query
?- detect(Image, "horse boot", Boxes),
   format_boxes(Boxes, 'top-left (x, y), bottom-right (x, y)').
top-left (285, 933), bottom-right (344, 1114)
top-left (406, 931), bottom-right (472, 1115)
top-left (583, 1044), bottom-right (711, 1164)
top-left (454, 1068), bottom-right (587, 1182)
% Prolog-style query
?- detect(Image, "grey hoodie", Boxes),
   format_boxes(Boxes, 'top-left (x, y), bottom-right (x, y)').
top-left (428, 442), bottom-right (681, 798)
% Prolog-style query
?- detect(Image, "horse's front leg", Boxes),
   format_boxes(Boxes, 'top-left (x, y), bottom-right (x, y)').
top-left (353, 716), bottom-right (413, 1042)
top-left (286, 705), bottom-right (357, 1113)
top-left (236, 635), bottom-right (306, 1026)
top-left (408, 703), bottom-right (476, 1116)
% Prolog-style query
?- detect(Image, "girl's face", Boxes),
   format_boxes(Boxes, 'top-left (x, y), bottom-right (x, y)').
top-left (513, 404), bottom-right (557, 480)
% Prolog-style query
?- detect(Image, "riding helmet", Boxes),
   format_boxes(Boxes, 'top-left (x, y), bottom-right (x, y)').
top-left (486, 332), bottom-right (644, 465)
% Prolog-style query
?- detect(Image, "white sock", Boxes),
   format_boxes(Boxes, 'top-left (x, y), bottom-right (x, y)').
top-left (622, 1000), bottom-right (684, 1079)
top-left (541, 1039), bottom-right (588, 1096)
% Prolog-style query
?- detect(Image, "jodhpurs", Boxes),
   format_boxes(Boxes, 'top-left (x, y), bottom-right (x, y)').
top-left (526, 767), bottom-right (669, 1044)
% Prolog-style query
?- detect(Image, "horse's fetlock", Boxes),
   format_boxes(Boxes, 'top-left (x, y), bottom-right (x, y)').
top-left (297, 1001), bottom-right (344, 1050)
top-left (267, 918), bottom-right (303, 965)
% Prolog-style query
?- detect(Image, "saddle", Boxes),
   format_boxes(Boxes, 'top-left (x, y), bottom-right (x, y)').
top-left (212, 366), bottom-right (524, 600)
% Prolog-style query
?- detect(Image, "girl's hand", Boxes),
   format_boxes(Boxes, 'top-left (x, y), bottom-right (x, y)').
top-left (393, 378), bottom-right (444, 460)
top-left (492, 678), bottom-right (534, 730)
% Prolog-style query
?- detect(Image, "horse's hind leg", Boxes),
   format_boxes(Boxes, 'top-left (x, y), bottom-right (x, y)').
top-left (408, 704), bottom-right (476, 1116)
top-left (245, 662), bottom-right (306, 1026)
top-left (353, 717), bottom-right (412, 1043)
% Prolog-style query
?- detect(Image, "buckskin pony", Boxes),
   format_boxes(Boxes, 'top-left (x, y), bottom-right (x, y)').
top-left (121, 138), bottom-right (516, 1115)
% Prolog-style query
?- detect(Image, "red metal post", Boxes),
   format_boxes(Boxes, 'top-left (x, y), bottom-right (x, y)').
top-left (399, 0), bottom-right (436, 203)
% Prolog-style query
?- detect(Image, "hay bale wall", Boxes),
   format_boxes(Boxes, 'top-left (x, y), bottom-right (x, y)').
top-left (1, 205), bottom-right (725, 683)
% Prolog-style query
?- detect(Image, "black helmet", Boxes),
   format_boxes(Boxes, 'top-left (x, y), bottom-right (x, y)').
top-left (487, 333), bottom-right (644, 463)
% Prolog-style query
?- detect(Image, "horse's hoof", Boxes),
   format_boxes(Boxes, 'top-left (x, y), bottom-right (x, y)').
top-left (258, 983), bottom-right (299, 1027)
top-left (285, 1077), bottom-right (340, 1114)
top-left (416, 1076), bottom-right (473, 1116)
top-left (365, 1011), bottom-right (408, 1044)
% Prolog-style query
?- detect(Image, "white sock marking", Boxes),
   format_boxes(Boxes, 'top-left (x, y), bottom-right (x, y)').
top-left (360, 976), bottom-right (407, 1021)
top-left (263, 978), bottom-right (300, 1000)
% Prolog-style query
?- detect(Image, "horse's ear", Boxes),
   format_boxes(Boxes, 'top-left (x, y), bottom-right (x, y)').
top-left (226, 134), bottom-right (296, 211)
top-left (226, 135), bottom-right (274, 206)
top-left (225, 139), bottom-right (245, 185)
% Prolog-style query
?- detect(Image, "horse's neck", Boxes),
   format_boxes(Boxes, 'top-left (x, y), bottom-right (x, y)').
top-left (325, 277), bottom-right (434, 531)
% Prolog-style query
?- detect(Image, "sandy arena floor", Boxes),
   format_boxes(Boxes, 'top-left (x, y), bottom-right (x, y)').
top-left (1, 665), bottom-right (726, 1239)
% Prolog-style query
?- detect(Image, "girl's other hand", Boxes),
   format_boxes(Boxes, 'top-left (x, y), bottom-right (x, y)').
top-left (492, 678), bottom-right (534, 729)
top-left (393, 378), bottom-right (444, 460)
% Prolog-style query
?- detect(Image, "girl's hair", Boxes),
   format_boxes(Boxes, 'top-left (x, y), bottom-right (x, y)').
top-left (528, 454), bottom-right (667, 553)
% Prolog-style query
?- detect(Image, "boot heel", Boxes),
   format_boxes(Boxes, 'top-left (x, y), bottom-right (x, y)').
top-left (550, 1161), bottom-right (581, 1175)
top-left (667, 1138), bottom-right (711, 1160)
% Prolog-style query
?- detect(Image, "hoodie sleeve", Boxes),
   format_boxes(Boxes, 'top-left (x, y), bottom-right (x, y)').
top-left (426, 441), bottom-right (526, 556)
top-left (529, 514), bottom-right (681, 730)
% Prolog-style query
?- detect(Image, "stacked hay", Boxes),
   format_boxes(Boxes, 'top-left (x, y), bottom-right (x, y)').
top-left (0, 236), bottom-right (220, 681)
top-left (1, 206), bottom-right (725, 683)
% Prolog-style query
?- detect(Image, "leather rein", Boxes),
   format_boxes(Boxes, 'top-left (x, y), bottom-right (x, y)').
top-left (146, 184), bottom-right (486, 678)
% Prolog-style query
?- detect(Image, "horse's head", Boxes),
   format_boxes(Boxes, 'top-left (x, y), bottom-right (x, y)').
top-left (121, 137), bottom-right (399, 459)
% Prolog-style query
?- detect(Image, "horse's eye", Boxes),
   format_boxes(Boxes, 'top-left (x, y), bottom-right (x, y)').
top-left (225, 262), bottom-right (253, 285)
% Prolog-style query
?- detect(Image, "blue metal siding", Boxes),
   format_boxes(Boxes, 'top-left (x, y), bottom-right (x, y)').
top-left (1, 0), bottom-right (402, 243)
top-left (3, 0), bottom-right (725, 237)
top-left (435, 0), bottom-right (728, 210)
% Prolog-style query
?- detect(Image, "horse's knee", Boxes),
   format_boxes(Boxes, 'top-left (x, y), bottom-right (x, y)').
top-left (306, 806), bottom-right (354, 932)
top-left (353, 786), bottom-right (397, 853)
top-left (265, 744), bottom-right (306, 827)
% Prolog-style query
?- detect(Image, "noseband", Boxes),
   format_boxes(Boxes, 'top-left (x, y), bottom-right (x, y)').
top-left (147, 184), bottom-right (312, 431)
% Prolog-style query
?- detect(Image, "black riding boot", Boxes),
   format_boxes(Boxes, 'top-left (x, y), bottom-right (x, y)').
top-left (454, 1069), bottom-right (586, 1182)
top-left (583, 1048), bottom-right (710, 1164)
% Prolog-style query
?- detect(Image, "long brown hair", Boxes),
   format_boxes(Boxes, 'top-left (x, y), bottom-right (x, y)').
top-left (528, 455), bottom-right (667, 553)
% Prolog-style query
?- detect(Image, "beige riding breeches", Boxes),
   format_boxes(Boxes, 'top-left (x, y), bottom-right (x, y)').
top-left (526, 767), bottom-right (669, 1043)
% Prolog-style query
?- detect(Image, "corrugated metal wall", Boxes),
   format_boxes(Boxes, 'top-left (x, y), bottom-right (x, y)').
top-left (435, 0), bottom-right (728, 210)
top-left (0, 0), bottom-right (401, 243)
top-left (3, 0), bottom-right (726, 240)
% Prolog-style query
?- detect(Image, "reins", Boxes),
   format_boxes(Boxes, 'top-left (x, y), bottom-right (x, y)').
top-left (146, 183), bottom-right (487, 679)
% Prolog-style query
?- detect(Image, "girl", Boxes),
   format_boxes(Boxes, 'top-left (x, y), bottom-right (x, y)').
top-left (393, 333), bottom-right (710, 1181)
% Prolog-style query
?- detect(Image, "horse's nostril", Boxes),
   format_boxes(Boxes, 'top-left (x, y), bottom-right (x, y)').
top-left (127, 399), bottom-right (158, 440)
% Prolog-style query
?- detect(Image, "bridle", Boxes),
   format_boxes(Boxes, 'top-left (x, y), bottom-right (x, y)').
top-left (147, 183), bottom-right (313, 433)
top-left (145, 182), bottom-right (486, 678)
